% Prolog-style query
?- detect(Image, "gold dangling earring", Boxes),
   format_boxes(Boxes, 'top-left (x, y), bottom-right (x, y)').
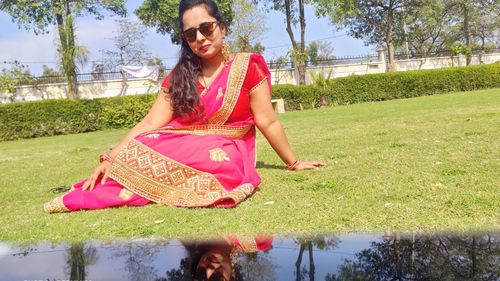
top-left (221, 38), bottom-right (232, 63)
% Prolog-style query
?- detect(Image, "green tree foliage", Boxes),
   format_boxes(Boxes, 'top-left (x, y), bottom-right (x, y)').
top-left (403, 0), bottom-right (457, 58)
top-left (0, 0), bottom-right (126, 98)
top-left (306, 41), bottom-right (334, 65)
top-left (317, 0), bottom-right (428, 72)
top-left (135, 0), bottom-right (234, 44)
top-left (37, 65), bottom-right (65, 84)
top-left (0, 61), bottom-right (32, 102)
top-left (393, 0), bottom-right (500, 62)
top-left (444, 0), bottom-right (500, 65)
top-left (146, 57), bottom-right (168, 79)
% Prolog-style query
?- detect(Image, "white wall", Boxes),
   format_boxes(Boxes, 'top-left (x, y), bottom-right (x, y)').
top-left (2, 52), bottom-right (499, 103)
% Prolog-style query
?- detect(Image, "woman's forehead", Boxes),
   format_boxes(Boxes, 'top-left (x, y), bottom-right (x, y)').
top-left (182, 5), bottom-right (216, 28)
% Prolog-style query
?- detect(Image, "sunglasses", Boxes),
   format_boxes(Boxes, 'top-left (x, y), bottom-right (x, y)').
top-left (182, 21), bottom-right (219, 43)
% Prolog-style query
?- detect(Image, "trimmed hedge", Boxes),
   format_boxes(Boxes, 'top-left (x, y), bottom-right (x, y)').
top-left (273, 63), bottom-right (500, 110)
top-left (0, 63), bottom-right (498, 141)
top-left (0, 94), bottom-right (156, 141)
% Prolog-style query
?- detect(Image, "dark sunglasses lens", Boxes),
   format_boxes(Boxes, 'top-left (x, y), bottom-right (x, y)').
top-left (183, 28), bottom-right (197, 42)
top-left (199, 22), bottom-right (215, 36)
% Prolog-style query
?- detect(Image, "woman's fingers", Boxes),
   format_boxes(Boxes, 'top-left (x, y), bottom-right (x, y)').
top-left (89, 171), bottom-right (100, 191)
top-left (85, 168), bottom-right (102, 191)
top-left (101, 167), bottom-right (110, 185)
top-left (82, 179), bottom-right (90, 191)
top-left (80, 163), bottom-right (111, 191)
top-left (294, 161), bottom-right (326, 171)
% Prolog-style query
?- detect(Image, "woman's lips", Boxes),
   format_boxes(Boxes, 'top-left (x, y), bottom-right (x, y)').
top-left (200, 44), bottom-right (211, 51)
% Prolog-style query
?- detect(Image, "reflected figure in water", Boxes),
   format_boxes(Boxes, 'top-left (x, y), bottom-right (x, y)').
top-left (166, 236), bottom-right (273, 281)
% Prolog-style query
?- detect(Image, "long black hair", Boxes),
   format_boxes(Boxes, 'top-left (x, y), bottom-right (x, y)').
top-left (168, 0), bottom-right (226, 120)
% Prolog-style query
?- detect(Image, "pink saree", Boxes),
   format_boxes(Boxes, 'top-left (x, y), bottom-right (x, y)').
top-left (44, 53), bottom-right (271, 213)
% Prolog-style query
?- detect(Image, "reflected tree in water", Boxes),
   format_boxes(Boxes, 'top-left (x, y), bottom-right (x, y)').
top-left (326, 233), bottom-right (499, 281)
top-left (165, 257), bottom-right (191, 281)
top-left (65, 243), bottom-right (97, 281)
top-left (294, 235), bottom-right (340, 281)
top-left (112, 240), bottom-right (170, 281)
top-left (238, 250), bottom-right (277, 281)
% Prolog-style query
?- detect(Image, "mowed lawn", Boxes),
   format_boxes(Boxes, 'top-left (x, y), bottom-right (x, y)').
top-left (0, 89), bottom-right (498, 242)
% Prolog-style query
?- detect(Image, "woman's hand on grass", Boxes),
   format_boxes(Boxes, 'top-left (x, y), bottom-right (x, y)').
top-left (82, 161), bottom-right (112, 191)
top-left (291, 161), bottom-right (324, 171)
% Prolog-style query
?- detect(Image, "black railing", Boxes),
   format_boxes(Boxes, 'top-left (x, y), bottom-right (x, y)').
top-left (16, 70), bottom-right (173, 86)
top-left (393, 48), bottom-right (500, 60)
top-left (9, 48), bottom-right (499, 86)
top-left (268, 54), bottom-right (379, 69)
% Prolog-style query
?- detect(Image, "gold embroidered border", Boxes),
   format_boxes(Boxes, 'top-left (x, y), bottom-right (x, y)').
top-left (236, 236), bottom-right (260, 252)
top-left (146, 124), bottom-right (252, 139)
top-left (208, 53), bottom-right (251, 125)
top-left (249, 77), bottom-right (268, 94)
top-left (43, 195), bottom-right (69, 213)
top-left (109, 140), bottom-right (255, 207)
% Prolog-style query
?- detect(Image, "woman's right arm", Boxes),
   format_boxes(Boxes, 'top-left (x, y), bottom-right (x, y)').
top-left (82, 89), bottom-right (174, 190)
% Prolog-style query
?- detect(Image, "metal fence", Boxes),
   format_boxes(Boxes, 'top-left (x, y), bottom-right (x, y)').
top-left (268, 54), bottom-right (379, 69)
top-left (11, 48), bottom-right (500, 86)
top-left (393, 48), bottom-right (500, 60)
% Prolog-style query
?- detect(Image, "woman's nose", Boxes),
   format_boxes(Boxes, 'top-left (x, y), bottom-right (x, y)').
top-left (196, 30), bottom-right (206, 42)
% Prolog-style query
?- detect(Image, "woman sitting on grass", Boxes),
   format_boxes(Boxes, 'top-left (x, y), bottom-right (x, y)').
top-left (44, 0), bottom-right (322, 213)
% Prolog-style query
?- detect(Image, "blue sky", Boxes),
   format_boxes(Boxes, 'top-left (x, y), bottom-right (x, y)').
top-left (0, 1), bottom-right (373, 75)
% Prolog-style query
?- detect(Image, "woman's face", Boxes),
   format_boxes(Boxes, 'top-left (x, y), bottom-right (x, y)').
top-left (196, 248), bottom-right (233, 281)
top-left (182, 5), bottom-right (226, 61)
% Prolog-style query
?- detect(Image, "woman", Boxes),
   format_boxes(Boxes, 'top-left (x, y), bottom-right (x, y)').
top-left (185, 236), bottom-right (273, 281)
top-left (43, 0), bottom-right (322, 213)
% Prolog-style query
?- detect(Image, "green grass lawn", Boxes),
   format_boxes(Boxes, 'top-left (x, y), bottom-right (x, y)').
top-left (1, 88), bottom-right (499, 242)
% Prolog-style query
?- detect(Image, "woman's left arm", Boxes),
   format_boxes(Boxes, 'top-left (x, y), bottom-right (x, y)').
top-left (250, 82), bottom-right (323, 171)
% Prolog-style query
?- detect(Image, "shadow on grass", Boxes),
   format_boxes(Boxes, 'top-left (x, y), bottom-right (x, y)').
top-left (50, 185), bottom-right (71, 194)
top-left (256, 161), bottom-right (284, 170)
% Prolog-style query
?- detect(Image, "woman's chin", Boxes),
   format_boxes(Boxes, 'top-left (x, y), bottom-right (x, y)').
top-left (196, 49), bottom-right (221, 61)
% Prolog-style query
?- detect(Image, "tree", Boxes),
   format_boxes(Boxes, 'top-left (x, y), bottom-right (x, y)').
top-left (0, 0), bottom-right (126, 98)
top-left (293, 235), bottom-right (340, 281)
top-left (135, 0), bottom-right (234, 45)
top-left (228, 0), bottom-right (267, 54)
top-left (238, 251), bottom-right (277, 281)
top-left (403, 0), bottom-right (458, 58)
top-left (256, 0), bottom-right (310, 84)
top-left (329, 233), bottom-right (499, 280)
top-left (37, 65), bottom-right (65, 84)
top-left (444, 0), bottom-right (500, 65)
top-left (317, 0), bottom-right (427, 72)
top-left (65, 243), bottom-right (97, 281)
top-left (101, 18), bottom-right (152, 96)
top-left (401, 0), bottom-right (499, 65)
top-left (91, 62), bottom-right (105, 81)
top-left (0, 61), bottom-right (32, 102)
top-left (306, 41), bottom-right (334, 65)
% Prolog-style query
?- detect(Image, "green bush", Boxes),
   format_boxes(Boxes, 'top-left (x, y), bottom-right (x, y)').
top-left (0, 99), bottom-right (103, 141)
top-left (0, 63), bottom-right (498, 141)
top-left (0, 94), bottom-right (156, 141)
top-left (100, 94), bottom-right (156, 129)
top-left (273, 63), bottom-right (499, 108)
